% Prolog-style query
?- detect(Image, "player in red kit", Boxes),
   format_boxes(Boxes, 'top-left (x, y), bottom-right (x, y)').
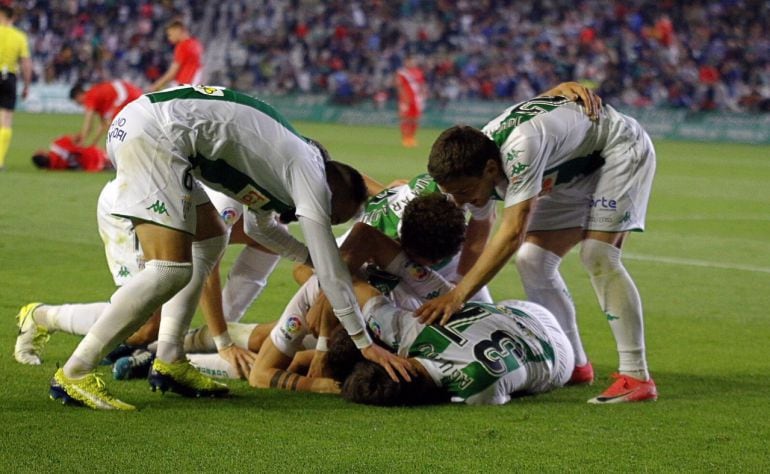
top-left (150, 20), bottom-right (204, 91)
top-left (395, 57), bottom-right (427, 148)
top-left (70, 80), bottom-right (143, 147)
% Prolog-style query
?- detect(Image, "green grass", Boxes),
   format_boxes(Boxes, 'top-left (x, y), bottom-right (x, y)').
top-left (1, 113), bottom-right (769, 472)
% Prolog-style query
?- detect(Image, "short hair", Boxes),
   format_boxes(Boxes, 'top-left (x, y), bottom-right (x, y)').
top-left (341, 360), bottom-right (449, 406)
top-left (0, 5), bottom-right (14, 19)
top-left (69, 82), bottom-right (86, 100)
top-left (428, 125), bottom-right (501, 184)
top-left (325, 326), bottom-right (364, 383)
top-left (165, 19), bottom-right (187, 31)
top-left (325, 160), bottom-right (367, 211)
top-left (400, 194), bottom-right (466, 264)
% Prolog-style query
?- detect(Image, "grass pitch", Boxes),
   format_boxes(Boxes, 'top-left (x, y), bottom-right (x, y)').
top-left (1, 113), bottom-right (769, 472)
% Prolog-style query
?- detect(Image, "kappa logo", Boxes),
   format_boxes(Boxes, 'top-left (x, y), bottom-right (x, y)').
top-left (146, 200), bottom-right (170, 216)
top-left (505, 149), bottom-right (522, 162)
top-left (117, 266), bottom-right (131, 278)
top-left (619, 211), bottom-right (632, 223)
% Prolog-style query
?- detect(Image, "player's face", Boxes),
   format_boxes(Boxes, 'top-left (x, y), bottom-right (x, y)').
top-left (438, 159), bottom-right (502, 207)
top-left (166, 27), bottom-right (182, 44)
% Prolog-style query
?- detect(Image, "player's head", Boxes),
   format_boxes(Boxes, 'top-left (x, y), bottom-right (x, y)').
top-left (341, 360), bottom-right (449, 406)
top-left (69, 82), bottom-right (87, 104)
top-left (325, 326), bottom-right (365, 383)
top-left (325, 160), bottom-right (367, 225)
top-left (0, 5), bottom-right (14, 21)
top-left (400, 193), bottom-right (466, 266)
top-left (31, 152), bottom-right (50, 169)
top-left (165, 20), bottom-right (189, 43)
top-left (428, 125), bottom-right (502, 207)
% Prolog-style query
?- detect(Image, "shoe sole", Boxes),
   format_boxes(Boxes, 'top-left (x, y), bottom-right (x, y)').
top-left (588, 390), bottom-right (658, 404)
top-left (49, 383), bottom-right (85, 407)
top-left (148, 372), bottom-right (229, 398)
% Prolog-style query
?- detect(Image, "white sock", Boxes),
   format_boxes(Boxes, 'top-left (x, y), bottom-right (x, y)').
top-left (63, 260), bottom-right (192, 378)
top-left (156, 235), bottom-right (227, 363)
top-left (35, 302), bottom-right (109, 335)
top-left (187, 353), bottom-right (242, 379)
top-left (517, 242), bottom-right (588, 366)
top-left (184, 322), bottom-right (259, 353)
top-left (581, 239), bottom-right (649, 380)
top-left (222, 246), bottom-right (280, 322)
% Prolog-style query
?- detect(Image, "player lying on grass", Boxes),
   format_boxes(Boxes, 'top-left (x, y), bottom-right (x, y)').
top-left (326, 289), bottom-right (575, 406)
top-left (247, 194), bottom-right (468, 393)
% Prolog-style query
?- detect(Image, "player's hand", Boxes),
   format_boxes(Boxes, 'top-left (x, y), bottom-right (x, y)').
top-left (311, 377), bottom-right (341, 395)
top-left (361, 344), bottom-right (414, 383)
top-left (415, 290), bottom-right (464, 326)
top-left (545, 81), bottom-right (602, 121)
top-left (218, 345), bottom-right (257, 379)
top-left (307, 350), bottom-right (328, 379)
top-left (21, 85), bottom-right (29, 100)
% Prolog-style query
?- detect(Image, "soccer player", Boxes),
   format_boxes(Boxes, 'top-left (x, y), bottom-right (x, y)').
top-left (355, 173), bottom-right (495, 303)
top-left (330, 288), bottom-right (574, 406)
top-left (49, 85), bottom-right (407, 410)
top-left (417, 85), bottom-right (658, 404)
top-left (31, 134), bottom-right (112, 171)
top-left (0, 5), bottom-right (32, 170)
top-left (149, 20), bottom-right (204, 91)
top-left (395, 56), bottom-right (427, 147)
top-left (69, 80), bottom-right (143, 147)
top-left (249, 195), bottom-right (467, 394)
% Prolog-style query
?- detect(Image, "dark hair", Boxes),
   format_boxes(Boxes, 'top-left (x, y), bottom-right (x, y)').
top-left (31, 153), bottom-right (50, 169)
top-left (428, 125), bottom-right (501, 184)
top-left (341, 360), bottom-right (449, 407)
top-left (325, 160), bottom-right (367, 220)
top-left (69, 82), bottom-right (86, 100)
top-left (325, 326), bottom-right (364, 383)
top-left (0, 5), bottom-right (13, 19)
top-left (400, 194), bottom-right (466, 264)
top-left (305, 137), bottom-right (330, 162)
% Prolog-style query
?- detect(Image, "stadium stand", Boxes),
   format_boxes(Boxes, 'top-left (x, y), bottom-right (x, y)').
top-left (12, 0), bottom-right (770, 112)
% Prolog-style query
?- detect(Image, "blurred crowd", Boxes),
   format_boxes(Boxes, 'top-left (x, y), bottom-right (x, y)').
top-left (13, 0), bottom-right (770, 112)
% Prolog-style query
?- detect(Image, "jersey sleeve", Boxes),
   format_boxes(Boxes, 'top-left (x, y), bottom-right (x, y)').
top-left (269, 276), bottom-right (322, 357)
top-left (499, 131), bottom-right (549, 208)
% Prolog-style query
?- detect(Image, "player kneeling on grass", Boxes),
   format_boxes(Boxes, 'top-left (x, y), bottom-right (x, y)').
top-left (327, 286), bottom-right (574, 406)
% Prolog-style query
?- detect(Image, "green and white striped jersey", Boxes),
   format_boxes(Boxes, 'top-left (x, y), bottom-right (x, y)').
top-left (364, 297), bottom-right (563, 405)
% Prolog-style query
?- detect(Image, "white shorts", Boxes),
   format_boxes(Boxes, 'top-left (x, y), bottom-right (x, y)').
top-left (106, 97), bottom-right (209, 235)
top-left (97, 180), bottom-right (143, 286)
top-left (528, 123), bottom-right (656, 233)
top-left (269, 276), bottom-right (322, 357)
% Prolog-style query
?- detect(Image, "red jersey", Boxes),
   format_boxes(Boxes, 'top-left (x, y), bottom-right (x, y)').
top-left (82, 80), bottom-right (143, 120)
top-left (174, 37), bottom-right (204, 84)
top-left (47, 135), bottom-right (109, 172)
top-left (396, 66), bottom-right (426, 116)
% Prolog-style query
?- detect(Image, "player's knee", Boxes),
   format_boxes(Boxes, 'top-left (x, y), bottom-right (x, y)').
top-left (580, 239), bottom-right (622, 276)
top-left (144, 260), bottom-right (193, 298)
top-left (516, 242), bottom-right (559, 282)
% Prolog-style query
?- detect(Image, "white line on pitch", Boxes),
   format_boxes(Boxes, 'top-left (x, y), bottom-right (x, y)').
top-left (623, 253), bottom-right (770, 274)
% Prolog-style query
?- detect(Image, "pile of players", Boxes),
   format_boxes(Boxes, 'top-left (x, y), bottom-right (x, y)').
top-left (13, 80), bottom-right (658, 410)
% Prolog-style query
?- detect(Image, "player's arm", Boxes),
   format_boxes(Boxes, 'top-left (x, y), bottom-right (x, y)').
top-left (199, 260), bottom-right (257, 378)
top-left (86, 116), bottom-right (113, 147)
top-left (539, 81), bottom-right (602, 120)
top-left (149, 61), bottom-right (180, 92)
top-left (457, 211), bottom-right (494, 277)
top-left (416, 198), bottom-right (534, 324)
top-left (299, 216), bottom-right (414, 382)
top-left (76, 108), bottom-right (97, 145)
top-left (20, 56), bottom-right (32, 99)
top-left (362, 173), bottom-right (386, 197)
top-left (248, 337), bottom-right (340, 394)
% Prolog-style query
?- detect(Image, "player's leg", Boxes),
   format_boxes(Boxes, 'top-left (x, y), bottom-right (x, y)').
top-left (582, 122), bottom-right (657, 403)
top-left (148, 200), bottom-right (230, 397)
top-left (222, 220), bottom-right (280, 322)
top-left (0, 93), bottom-right (14, 169)
top-left (517, 228), bottom-right (593, 384)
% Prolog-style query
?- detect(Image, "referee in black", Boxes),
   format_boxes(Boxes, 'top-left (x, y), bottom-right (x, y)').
top-left (0, 5), bottom-right (32, 170)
